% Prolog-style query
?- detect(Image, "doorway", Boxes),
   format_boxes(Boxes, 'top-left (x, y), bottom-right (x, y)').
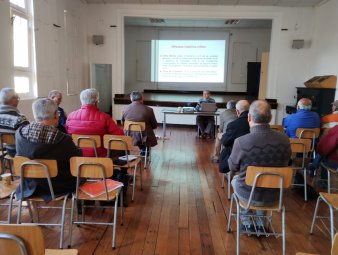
top-left (91, 64), bottom-right (112, 115)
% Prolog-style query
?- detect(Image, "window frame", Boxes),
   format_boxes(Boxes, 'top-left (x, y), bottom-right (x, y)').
top-left (10, 0), bottom-right (36, 99)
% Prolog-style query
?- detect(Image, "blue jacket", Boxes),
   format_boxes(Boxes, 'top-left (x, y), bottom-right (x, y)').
top-left (283, 109), bottom-right (320, 138)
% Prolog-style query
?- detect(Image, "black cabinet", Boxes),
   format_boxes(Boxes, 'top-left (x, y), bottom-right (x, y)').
top-left (247, 62), bottom-right (261, 97)
top-left (296, 87), bottom-right (336, 117)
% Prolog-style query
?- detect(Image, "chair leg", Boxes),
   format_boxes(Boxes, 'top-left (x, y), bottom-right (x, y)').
top-left (112, 194), bottom-right (119, 249)
top-left (327, 170), bottom-right (331, 194)
top-left (132, 165), bottom-right (137, 201)
top-left (68, 196), bottom-right (75, 248)
top-left (329, 205), bottom-right (334, 245)
top-left (144, 147), bottom-right (148, 169)
top-left (59, 194), bottom-right (68, 249)
top-left (304, 169), bottom-right (307, 201)
top-left (227, 172), bottom-right (231, 200)
top-left (8, 192), bottom-right (15, 224)
top-left (120, 191), bottom-right (124, 226)
top-left (282, 206), bottom-right (286, 255)
top-left (227, 193), bottom-right (234, 232)
top-left (221, 173), bottom-right (225, 188)
top-left (17, 200), bottom-right (23, 224)
top-left (139, 161), bottom-right (143, 191)
top-left (235, 196), bottom-right (240, 255)
top-left (310, 196), bottom-right (322, 234)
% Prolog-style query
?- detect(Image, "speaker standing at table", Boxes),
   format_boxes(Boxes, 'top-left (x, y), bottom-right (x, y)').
top-left (195, 90), bottom-right (216, 139)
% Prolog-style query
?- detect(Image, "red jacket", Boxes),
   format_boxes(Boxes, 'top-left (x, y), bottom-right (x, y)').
top-left (66, 104), bottom-right (124, 157)
top-left (317, 125), bottom-right (338, 164)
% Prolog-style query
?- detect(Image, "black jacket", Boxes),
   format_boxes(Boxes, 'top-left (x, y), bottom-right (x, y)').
top-left (219, 111), bottom-right (250, 173)
top-left (15, 125), bottom-right (82, 202)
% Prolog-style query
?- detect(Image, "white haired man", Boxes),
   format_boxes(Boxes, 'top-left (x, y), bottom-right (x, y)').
top-left (48, 90), bottom-right (67, 133)
top-left (15, 98), bottom-right (82, 201)
top-left (283, 98), bottom-right (320, 138)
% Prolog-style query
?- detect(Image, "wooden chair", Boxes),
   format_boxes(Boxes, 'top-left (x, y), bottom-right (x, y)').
top-left (0, 224), bottom-right (78, 255)
top-left (290, 138), bottom-right (312, 201)
top-left (123, 120), bottom-right (150, 168)
top-left (227, 166), bottom-right (293, 255)
top-left (296, 233), bottom-right (338, 255)
top-left (13, 156), bottom-right (69, 249)
top-left (71, 134), bottom-right (101, 157)
top-left (270, 124), bottom-right (285, 133)
top-left (310, 192), bottom-right (338, 245)
top-left (68, 156), bottom-right (122, 249)
top-left (296, 128), bottom-right (320, 158)
top-left (103, 135), bottom-right (143, 201)
top-left (0, 131), bottom-right (16, 176)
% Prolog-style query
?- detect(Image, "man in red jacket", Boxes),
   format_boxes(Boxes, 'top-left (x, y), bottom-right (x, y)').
top-left (66, 88), bottom-right (124, 157)
top-left (66, 88), bottom-right (128, 206)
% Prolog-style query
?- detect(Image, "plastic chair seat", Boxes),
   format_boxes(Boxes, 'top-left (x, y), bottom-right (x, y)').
top-left (320, 192), bottom-right (338, 209)
top-left (238, 200), bottom-right (280, 211)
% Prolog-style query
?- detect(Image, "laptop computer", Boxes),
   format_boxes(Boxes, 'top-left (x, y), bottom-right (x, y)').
top-left (200, 102), bottom-right (217, 112)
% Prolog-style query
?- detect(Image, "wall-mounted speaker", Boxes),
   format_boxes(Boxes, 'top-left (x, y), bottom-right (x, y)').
top-left (292, 39), bottom-right (304, 49)
top-left (92, 35), bottom-right (104, 45)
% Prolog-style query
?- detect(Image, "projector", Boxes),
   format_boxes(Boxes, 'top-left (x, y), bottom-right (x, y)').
top-left (182, 107), bottom-right (195, 113)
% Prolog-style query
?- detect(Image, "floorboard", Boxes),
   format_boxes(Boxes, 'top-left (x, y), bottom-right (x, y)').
top-left (0, 127), bottom-right (333, 255)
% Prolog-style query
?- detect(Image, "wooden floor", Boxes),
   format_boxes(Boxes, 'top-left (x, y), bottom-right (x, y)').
top-left (1, 127), bottom-right (333, 255)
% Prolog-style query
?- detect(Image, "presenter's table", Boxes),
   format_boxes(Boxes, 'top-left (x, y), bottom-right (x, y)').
top-left (162, 109), bottom-right (220, 141)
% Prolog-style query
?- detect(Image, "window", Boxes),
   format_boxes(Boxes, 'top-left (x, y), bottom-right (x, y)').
top-left (10, 0), bottom-right (36, 99)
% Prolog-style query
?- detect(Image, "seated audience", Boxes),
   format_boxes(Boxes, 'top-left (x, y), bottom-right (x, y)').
top-left (211, 100), bottom-right (237, 163)
top-left (48, 90), bottom-right (67, 133)
top-left (321, 100), bottom-right (338, 130)
top-left (122, 91), bottom-right (158, 154)
top-left (283, 98), bottom-right (320, 138)
top-left (0, 88), bottom-right (29, 156)
top-left (219, 100), bottom-right (250, 172)
top-left (195, 90), bottom-right (216, 139)
top-left (228, 100), bottom-right (291, 232)
top-left (15, 98), bottom-right (82, 202)
top-left (66, 88), bottom-right (124, 157)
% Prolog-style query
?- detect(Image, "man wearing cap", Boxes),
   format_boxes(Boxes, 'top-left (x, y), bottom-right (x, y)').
top-left (321, 100), bottom-right (338, 130)
top-left (283, 98), bottom-right (320, 138)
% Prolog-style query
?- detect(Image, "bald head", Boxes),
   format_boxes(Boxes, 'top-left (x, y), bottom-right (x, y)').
top-left (248, 100), bottom-right (272, 125)
top-left (235, 100), bottom-right (250, 115)
top-left (297, 98), bottom-right (312, 110)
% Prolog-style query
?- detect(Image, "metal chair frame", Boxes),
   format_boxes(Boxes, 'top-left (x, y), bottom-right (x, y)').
top-left (124, 120), bottom-right (150, 168)
top-left (68, 157), bottom-right (122, 249)
top-left (0, 131), bottom-right (16, 177)
top-left (71, 134), bottom-right (101, 158)
top-left (13, 156), bottom-right (69, 249)
top-left (221, 172), bottom-right (232, 200)
top-left (104, 135), bottom-right (143, 201)
top-left (310, 192), bottom-right (338, 245)
top-left (227, 166), bottom-right (293, 255)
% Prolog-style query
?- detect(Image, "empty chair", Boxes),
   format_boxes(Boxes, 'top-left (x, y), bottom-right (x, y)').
top-left (68, 156), bottom-right (122, 249)
top-left (0, 224), bottom-right (78, 255)
top-left (227, 166), bottom-right (293, 255)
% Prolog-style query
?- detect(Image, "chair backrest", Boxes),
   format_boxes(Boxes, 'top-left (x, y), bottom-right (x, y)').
top-left (270, 125), bottom-right (285, 133)
top-left (245, 166), bottom-right (293, 189)
top-left (289, 138), bottom-right (312, 154)
top-left (71, 134), bottom-right (101, 157)
top-left (13, 156), bottom-right (58, 200)
top-left (124, 120), bottom-right (146, 132)
top-left (332, 232), bottom-right (338, 255)
top-left (296, 128), bottom-right (320, 152)
top-left (70, 156), bottom-right (113, 179)
top-left (103, 135), bottom-right (133, 151)
top-left (0, 224), bottom-right (45, 255)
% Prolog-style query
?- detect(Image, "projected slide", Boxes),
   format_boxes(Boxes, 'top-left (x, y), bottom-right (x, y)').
top-left (152, 40), bottom-right (225, 83)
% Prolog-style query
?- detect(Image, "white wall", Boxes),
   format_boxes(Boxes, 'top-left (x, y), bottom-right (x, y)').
top-left (310, 0), bottom-right (338, 99)
top-left (0, 0), bottom-right (88, 121)
top-left (86, 4), bottom-right (315, 123)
